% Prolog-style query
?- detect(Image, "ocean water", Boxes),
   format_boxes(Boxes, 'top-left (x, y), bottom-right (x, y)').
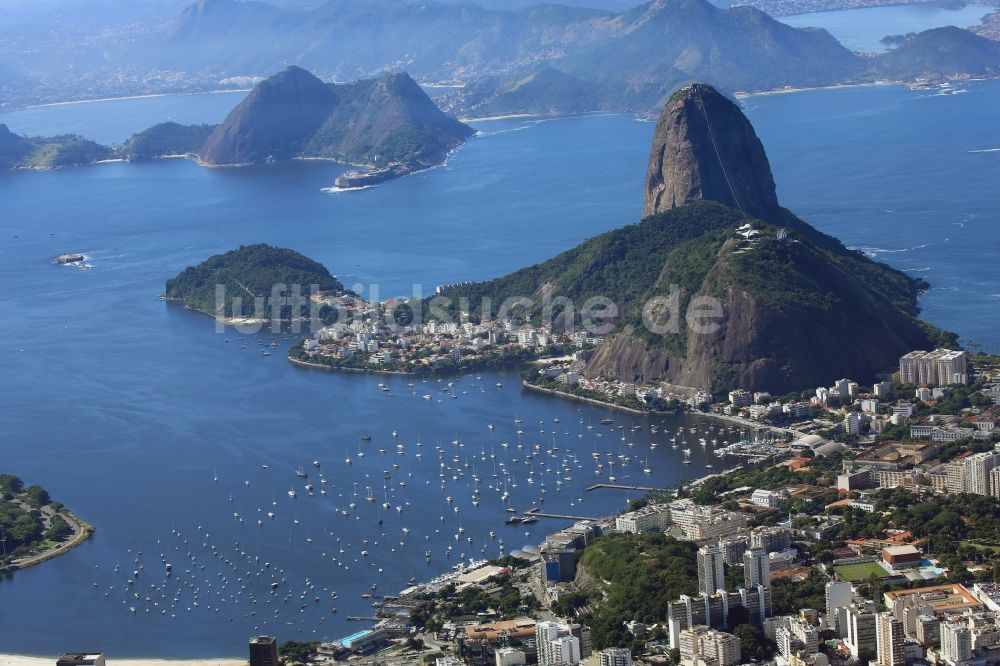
top-left (0, 79), bottom-right (998, 656)
top-left (779, 3), bottom-right (994, 53)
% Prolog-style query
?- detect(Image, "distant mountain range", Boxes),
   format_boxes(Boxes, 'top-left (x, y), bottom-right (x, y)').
top-left (2, 68), bottom-right (473, 182)
top-left (2, 0), bottom-right (999, 110)
top-left (163, 0), bottom-right (1000, 116)
top-left (0, 0), bottom-right (1000, 110)
top-left (434, 84), bottom-right (951, 394)
top-left (448, 0), bottom-right (1000, 115)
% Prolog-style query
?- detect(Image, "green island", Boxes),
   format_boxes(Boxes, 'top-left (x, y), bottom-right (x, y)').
top-left (164, 244), bottom-right (345, 320)
top-left (0, 473), bottom-right (93, 573)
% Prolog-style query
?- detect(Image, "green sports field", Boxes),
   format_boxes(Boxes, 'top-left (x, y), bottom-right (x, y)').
top-left (834, 561), bottom-right (890, 582)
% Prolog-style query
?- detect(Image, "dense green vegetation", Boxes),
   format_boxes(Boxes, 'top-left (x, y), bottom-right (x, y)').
top-left (684, 453), bottom-right (841, 507)
top-left (278, 640), bottom-right (320, 664)
top-left (0, 474), bottom-right (74, 566)
top-left (427, 201), bottom-right (745, 326)
top-left (408, 568), bottom-right (539, 632)
top-left (466, 68), bottom-right (599, 117)
top-left (431, 196), bottom-right (937, 392)
top-left (165, 244), bottom-right (344, 318)
top-left (119, 122), bottom-right (215, 161)
top-left (304, 72), bottom-right (474, 167)
top-left (872, 27), bottom-right (1000, 81)
top-left (576, 532), bottom-right (699, 649)
top-left (0, 124), bottom-right (111, 169)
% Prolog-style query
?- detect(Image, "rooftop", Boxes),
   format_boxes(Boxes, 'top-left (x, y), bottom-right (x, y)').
top-left (884, 583), bottom-right (981, 614)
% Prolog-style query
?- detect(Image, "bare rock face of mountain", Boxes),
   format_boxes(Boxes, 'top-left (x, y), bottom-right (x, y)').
top-left (199, 65), bottom-right (339, 165)
top-left (642, 83), bottom-right (780, 221)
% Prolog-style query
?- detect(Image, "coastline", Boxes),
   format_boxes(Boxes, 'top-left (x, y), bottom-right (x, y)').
top-left (520, 380), bottom-right (650, 415)
top-left (2, 509), bottom-right (94, 574)
top-left (4, 89), bottom-right (251, 113)
top-left (735, 79), bottom-right (900, 100)
top-left (288, 356), bottom-right (413, 376)
top-left (288, 352), bottom-right (541, 378)
top-left (761, 0), bottom-right (996, 18)
top-left (520, 379), bottom-right (801, 437)
top-left (0, 656), bottom-right (244, 666)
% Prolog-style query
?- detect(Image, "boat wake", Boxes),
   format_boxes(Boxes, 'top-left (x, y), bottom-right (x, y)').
top-left (321, 184), bottom-right (375, 194)
top-left (969, 148), bottom-right (1000, 154)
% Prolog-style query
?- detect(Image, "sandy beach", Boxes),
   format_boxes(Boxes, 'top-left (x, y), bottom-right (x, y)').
top-left (0, 656), bottom-right (245, 666)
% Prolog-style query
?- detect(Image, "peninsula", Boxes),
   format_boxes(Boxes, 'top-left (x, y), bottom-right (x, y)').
top-left (437, 84), bottom-right (952, 396)
top-left (0, 474), bottom-right (93, 574)
top-left (0, 123), bottom-right (111, 170)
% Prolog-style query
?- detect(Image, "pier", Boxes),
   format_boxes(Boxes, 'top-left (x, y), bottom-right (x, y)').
top-left (523, 508), bottom-right (601, 521)
top-left (584, 483), bottom-right (660, 492)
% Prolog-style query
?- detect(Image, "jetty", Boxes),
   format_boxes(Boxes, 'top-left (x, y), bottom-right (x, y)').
top-left (584, 483), bottom-right (659, 492)
top-left (523, 508), bottom-right (600, 521)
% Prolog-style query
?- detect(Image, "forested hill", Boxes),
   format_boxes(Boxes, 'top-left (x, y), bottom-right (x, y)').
top-left (164, 245), bottom-right (345, 318)
top-left (0, 124), bottom-right (112, 170)
top-left (432, 85), bottom-right (944, 394)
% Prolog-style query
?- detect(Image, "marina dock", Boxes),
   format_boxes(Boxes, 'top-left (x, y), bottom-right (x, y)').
top-left (523, 508), bottom-right (601, 521)
top-left (584, 483), bottom-right (659, 492)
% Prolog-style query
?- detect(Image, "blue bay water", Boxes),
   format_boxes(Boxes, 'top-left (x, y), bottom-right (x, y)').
top-left (0, 80), bottom-right (997, 656)
top-left (779, 3), bottom-right (994, 53)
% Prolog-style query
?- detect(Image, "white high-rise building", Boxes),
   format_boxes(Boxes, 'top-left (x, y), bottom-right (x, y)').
top-left (990, 467), bottom-right (1000, 500)
top-left (495, 647), bottom-right (527, 666)
top-left (845, 604), bottom-right (877, 659)
top-left (679, 626), bottom-right (741, 666)
top-left (597, 648), bottom-right (632, 666)
top-left (549, 636), bottom-right (580, 665)
top-left (701, 630), bottom-right (741, 666)
top-left (536, 621), bottom-right (561, 665)
top-left (845, 411), bottom-right (863, 435)
top-left (825, 581), bottom-right (853, 634)
top-left (775, 618), bottom-right (819, 660)
top-left (900, 349), bottom-right (968, 386)
top-left (900, 351), bottom-right (927, 385)
top-left (876, 612), bottom-right (905, 666)
top-left (940, 621), bottom-right (972, 665)
top-left (536, 621), bottom-right (582, 666)
top-left (963, 451), bottom-right (1000, 496)
top-left (744, 548), bottom-right (771, 590)
top-left (835, 378), bottom-right (853, 400)
top-left (698, 545), bottom-right (726, 595)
